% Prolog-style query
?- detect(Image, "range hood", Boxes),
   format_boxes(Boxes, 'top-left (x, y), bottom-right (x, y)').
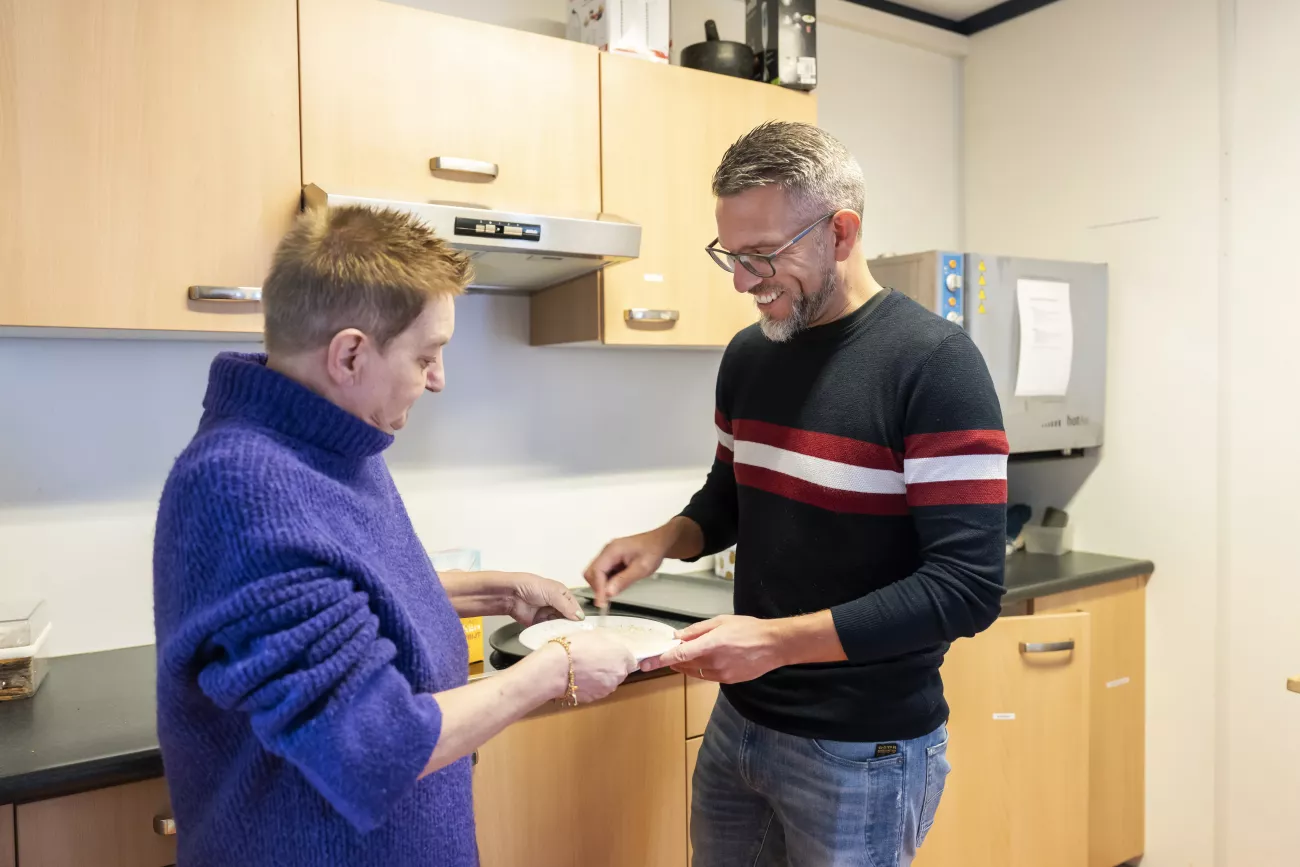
top-left (303, 185), bottom-right (640, 293)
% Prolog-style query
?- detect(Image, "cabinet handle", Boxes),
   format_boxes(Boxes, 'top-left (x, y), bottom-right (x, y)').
top-left (472, 750), bottom-right (479, 766)
top-left (153, 815), bottom-right (177, 836)
top-left (1019, 640), bottom-right (1075, 654)
top-left (624, 308), bottom-right (680, 322)
top-left (430, 156), bottom-right (499, 179)
top-left (188, 285), bottom-right (261, 303)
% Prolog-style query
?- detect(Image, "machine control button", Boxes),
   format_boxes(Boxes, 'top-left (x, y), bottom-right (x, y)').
top-left (946, 274), bottom-right (963, 291)
top-left (948, 296), bottom-right (957, 307)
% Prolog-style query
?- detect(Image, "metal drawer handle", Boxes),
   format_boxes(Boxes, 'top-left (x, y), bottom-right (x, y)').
top-left (430, 156), bottom-right (499, 179)
top-left (624, 308), bottom-right (680, 322)
top-left (1019, 640), bottom-right (1075, 654)
top-left (188, 285), bottom-right (261, 303)
top-left (153, 815), bottom-right (177, 837)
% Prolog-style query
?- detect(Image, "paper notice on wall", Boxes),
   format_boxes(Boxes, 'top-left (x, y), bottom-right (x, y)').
top-left (1014, 279), bottom-right (1074, 397)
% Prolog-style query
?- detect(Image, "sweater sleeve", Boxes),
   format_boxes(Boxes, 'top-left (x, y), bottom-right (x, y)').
top-left (678, 342), bottom-right (740, 558)
top-left (157, 457), bottom-right (441, 834)
top-left (830, 333), bottom-right (1008, 661)
top-left (165, 566), bottom-right (442, 833)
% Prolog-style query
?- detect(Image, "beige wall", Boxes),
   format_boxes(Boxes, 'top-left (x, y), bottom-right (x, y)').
top-left (1220, 0), bottom-right (1300, 863)
top-left (964, 0), bottom-right (1223, 864)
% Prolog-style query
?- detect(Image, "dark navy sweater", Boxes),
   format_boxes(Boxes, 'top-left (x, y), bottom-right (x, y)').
top-left (153, 353), bottom-right (475, 866)
top-left (681, 290), bottom-right (1008, 741)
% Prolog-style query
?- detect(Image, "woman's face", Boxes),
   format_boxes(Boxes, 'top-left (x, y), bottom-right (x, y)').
top-left (347, 295), bottom-right (456, 434)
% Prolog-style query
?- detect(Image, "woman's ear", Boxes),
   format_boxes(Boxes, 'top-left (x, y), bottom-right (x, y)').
top-left (325, 328), bottom-right (369, 386)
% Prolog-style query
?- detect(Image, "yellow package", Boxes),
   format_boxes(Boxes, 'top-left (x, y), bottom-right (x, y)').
top-left (461, 617), bottom-right (484, 664)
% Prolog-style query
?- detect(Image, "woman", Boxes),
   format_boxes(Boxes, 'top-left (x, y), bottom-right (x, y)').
top-left (153, 204), bottom-right (635, 866)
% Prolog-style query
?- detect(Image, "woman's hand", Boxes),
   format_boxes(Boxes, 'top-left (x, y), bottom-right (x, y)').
top-left (563, 632), bottom-right (637, 704)
top-left (439, 570), bottom-right (584, 625)
top-left (503, 573), bottom-right (584, 626)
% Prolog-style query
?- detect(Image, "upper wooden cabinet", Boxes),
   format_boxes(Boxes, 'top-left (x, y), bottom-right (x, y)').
top-left (298, 0), bottom-right (601, 219)
top-left (0, 0), bottom-right (300, 333)
top-left (531, 55), bottom-right (817, 348)
top-left (915, 611), bottom-right (1092, 867)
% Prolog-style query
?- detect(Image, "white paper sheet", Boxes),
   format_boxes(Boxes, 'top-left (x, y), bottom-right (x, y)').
top-left (1014, 279), bottom-right (1074, 397)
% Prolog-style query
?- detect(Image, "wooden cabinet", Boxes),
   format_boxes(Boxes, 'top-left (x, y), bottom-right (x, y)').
top-left (685, 676), bottom-right (720, 739)
top-left (915, 612), bottom-right (1092, 867)
top-left (298, 0), bottom-right (600, 220)
top-left (15, 778), bottom-right (175, 867)
top-left (531, 55), bottom-right (817, 348)
top-left (685, 736), bottom-right (702, 865)
top-left (473, 674), bottom-right (687, 867)
top-left (0, 0), bottom-right (300, 333)
top-left (1, 805), bottom-right (13, 867)
top-left (1034, 577), bottom-right (1147, 867)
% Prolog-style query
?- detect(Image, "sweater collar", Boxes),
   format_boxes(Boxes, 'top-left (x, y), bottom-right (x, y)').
top-left (202, 352), bottom-right (394, 459)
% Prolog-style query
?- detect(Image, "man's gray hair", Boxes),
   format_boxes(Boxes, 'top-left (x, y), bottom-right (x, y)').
top-left (712, 121), bottom-right (865, 237)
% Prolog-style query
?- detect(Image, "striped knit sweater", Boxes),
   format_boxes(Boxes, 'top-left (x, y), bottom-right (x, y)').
top-left (681, 289), bottom-right (1008, 741)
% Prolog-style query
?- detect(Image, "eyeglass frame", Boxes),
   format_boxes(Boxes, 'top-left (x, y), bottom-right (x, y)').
top-left (705, 211), bottom-right (840, 278)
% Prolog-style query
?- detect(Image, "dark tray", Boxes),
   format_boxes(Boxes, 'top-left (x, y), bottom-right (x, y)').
top-left (571, 571), bottom-right (735, 622)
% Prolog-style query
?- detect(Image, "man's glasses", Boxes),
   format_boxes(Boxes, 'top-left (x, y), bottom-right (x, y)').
top-left (705, 212), bottom-right (837, 278)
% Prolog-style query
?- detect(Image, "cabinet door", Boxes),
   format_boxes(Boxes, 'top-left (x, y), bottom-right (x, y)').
top-left (599, 55), bottom-right (817, 347)
top-left (685, 675), bottom-right (720, 739)
top-left (0, 0), bottom-right (299, 332)
top-left (474, 674), bottom-right (686, 867)
top-left (1, 805), bottom-right (12, 867)
top-left (914, 612), bottom-right (1091, 867)
top-left (299, 0), bottom-right (600, 219)
top-left (686, 735), bottom-right (702, 866)
top-left (16, 778), bottom-right (175, 867)
top-left (1035, 578), bottom-right (1147, 867)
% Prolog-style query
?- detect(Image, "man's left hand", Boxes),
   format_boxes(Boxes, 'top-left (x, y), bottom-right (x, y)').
top-left (503, 573), bottom-right (584, 625)
top-left (639, 615), bottom-right (788, 683)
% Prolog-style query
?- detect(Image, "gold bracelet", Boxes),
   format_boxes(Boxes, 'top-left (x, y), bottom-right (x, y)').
top-left (547, 636), bottom-right (578, 707)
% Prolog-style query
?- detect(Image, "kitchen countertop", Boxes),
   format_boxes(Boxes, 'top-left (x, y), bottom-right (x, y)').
top-left (0, 549), bottom-right (1153, 805)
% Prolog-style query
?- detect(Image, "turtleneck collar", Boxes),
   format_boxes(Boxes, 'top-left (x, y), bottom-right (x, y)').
top-left (202, 352), bottom-right (394, 459)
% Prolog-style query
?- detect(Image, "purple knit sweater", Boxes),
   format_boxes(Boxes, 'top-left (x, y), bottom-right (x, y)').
top-left (153, 352), bottom-right (475, 866)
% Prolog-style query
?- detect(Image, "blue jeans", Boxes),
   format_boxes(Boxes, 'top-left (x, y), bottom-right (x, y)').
top-left (692, 693), bottom-right (951, 867)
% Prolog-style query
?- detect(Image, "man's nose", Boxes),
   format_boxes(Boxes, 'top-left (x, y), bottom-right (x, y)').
top-left (733, 266), bottom-right (761, 294)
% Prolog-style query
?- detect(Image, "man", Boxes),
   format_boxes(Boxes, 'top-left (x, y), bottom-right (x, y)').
top-left (584, 122), bottom-right (1008, 866)
top-left (154, 205), bottom-right (635, 867)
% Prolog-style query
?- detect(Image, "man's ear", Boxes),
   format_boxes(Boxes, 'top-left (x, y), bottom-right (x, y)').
top-left (831, 210), bottom-right (861, 263)
top-left (325, 328), bottom-right (369, 386)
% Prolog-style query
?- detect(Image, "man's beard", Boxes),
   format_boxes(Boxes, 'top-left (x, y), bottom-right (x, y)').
top-left (757, 267), bottom-right (837, 343)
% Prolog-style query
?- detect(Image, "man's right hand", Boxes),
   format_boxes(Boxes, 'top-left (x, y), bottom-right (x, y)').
top-left (583, 529), bottom-right (672, 607)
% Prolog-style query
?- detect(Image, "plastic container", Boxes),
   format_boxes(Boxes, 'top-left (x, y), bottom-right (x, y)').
top-left (0, 599), bottom-right (52, 701)
top-left (1021, 524), bottom-right (1075, 556)
top-left (431, 549), bottom-right (484, 664)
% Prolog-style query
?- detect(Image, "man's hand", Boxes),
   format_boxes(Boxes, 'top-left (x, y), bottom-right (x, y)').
top-left (440, 570), bottom-right (583, 625)
top-left (639, 611), bottom-right (848, 682)
top-left (639, 616), bottom-right (787, 683)
top-left (583, 517), bottom-right (706, 607)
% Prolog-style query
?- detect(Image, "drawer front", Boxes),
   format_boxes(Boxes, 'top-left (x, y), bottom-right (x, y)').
top-left (17, 778), bottom-right (176, 867)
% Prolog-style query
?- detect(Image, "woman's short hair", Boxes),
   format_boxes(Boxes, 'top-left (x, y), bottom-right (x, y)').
top-left (262, 205), bottom-right (472, 354)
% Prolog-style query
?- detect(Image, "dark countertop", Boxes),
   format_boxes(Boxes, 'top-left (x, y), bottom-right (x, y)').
top-left (0, 551), bottom-right (1153, 805)
top-left (1003, 550), bottom-right (1153, 602)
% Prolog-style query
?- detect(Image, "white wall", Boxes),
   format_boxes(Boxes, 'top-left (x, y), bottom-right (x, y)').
top-left (1220, 1), bottom-right (1300, 863)
top-left (964, 0), bottom-right (1222, 864)
top-left (0, 2), bottom-right (966, 658)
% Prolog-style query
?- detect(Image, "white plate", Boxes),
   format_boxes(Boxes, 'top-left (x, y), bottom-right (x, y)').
top-left (518, 615), bottom-right (681, 663)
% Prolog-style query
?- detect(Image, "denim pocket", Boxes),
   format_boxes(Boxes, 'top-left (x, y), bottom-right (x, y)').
top-left (808, 739), bottom-right (906, 867)
top-left (916, 733), bottom-right (951, 848)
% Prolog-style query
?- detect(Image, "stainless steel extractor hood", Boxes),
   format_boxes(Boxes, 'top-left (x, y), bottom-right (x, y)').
top-left (303, 185), bottom-right (640, 293)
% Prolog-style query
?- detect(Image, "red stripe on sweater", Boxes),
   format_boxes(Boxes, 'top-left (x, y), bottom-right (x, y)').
top-left (732, 419), bottom-right (903, 472)
top-left (904, 430), bottom-right (1009, 459)
top-left (716, 443), bottom-right (734, 464)
top-left (735, 465), bottom-right (911, 516)
top-left (906, 478), bottom-right (1007, 507)
top-left (715, 409), bottom-right (732, 435)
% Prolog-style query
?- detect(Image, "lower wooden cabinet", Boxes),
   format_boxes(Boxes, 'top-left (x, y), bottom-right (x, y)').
top-left (1034, 577), bottom-right (1148, 867)
top-left (1, 804), bottom-right (14, 867)
top-left (473, 673), bottom-right (687, 867)
top-left (15, 778), bottom-right (175, 867)
top-left (685, 676), bottom-right (720, 739)
top-left (685, 736), bottom-right (702, 865)
top-left (915, 611), bottom-right (1092, 867)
